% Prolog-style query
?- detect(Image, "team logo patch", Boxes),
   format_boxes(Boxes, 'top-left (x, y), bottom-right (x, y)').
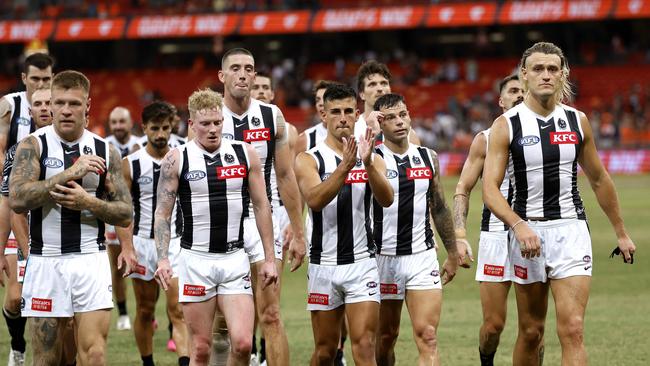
top-left (558, 118), bottom-right (567, 129)
top-left (366, 281), bottom-right (377, 289)
top-left (430, 269), bottom-right (440, 277)
top-left (412, 156), bottom-right (421, 165)
top-left (550, 131), bottom-right (578, 145)
top-left (345, 169), bottom-right (368, 184)
top-left (217, 165), bottom-right (247, 179)
top-left (386, 169), bottom-right (398, 179)
top-left (183, 284), bottom-right (206, 296)
top-left (31, 298), bottom-right (52, 312)
top-left (514, 265), bottom-right (528, 280)
top-left (483, 264), bottom-right (504, 277)
top-left (223, 133), bottom-right (234, 140)
top-left (43, 157), bottom-right (63, 168)
top-left (184, 170), bottom-right (206, 181)
top-left (380, 283), bottom-right (398, 295)
top-left (19, 265), bottom-right (25, 278)
top-left (251, 116), bottom-right (261, 127)
top-left (83, 146), bottom-right (93, 155)
top-left (320, 173), bottom-right (331, 181)
top-left (583, 255), bottom-right (591, 263)
top-left (224, 153), bottom-right (235, 164)
top-left (135, 264), bottom-right (146, 276)
top-left (308, 293), bottom-right (329, 305)
top-left (136, 176), bottom-right (153, 185)
top-left (244, 128), bottom-right (270, 142)
top-left (355, 158), bottom-right (362, 167)
top-left (518, 136), bottom-right (540, 146)
top-left (407, 167), bottom-right (432, 180)
top-left (20, 297), bottom-right (25, 311)
top-left (17, 117), bottom-right (31, 126)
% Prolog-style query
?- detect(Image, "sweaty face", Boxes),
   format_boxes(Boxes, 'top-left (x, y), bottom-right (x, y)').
top-left (522, 52), bottom-right (563, 100)
top-left (30, 89), bottom-right (53, 128)
top-left (499, 79), bottom-right (524, 111)
top-left (51, 87), bottom-right (89, 141)
top-left (323, 97), bottom-right (358, 141)
top-left (108, 109), bottom-right (132, 142)
top-left (219, 54), bottom-right (255, 99)
top-left (378, 102), bottom-right (411, 143)
top-left (360, 73), bottom-right (390, 108)
top-left (144, 119), bottom-right (172, 150)
top-left (189, 108), bottom-right (224, 153)
top-left (251, 76), bottom-right (274, 103)
top-left (22, 66), bottom-right (52, 101)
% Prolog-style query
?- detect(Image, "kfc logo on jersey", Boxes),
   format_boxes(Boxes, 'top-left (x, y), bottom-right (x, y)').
top-left (407, 167), bottom-right (432, 180)
top-left (483, 264), bottom-right (504, 277)
top-left (244, 128), bottom-right (271, 142)
top-left (345, 169), bottom-right (368, 184)
top-left (308, 293), bottom-right (329, 305)
top-left (217, 165), bottom-right (247, 179)
top-left (550, 132), bottom-right (578, 144)
top-left (380, 283), bottom-right (398, 295)
top-left (31, 298), bottom-right (52, 312)
top-left (514, 265), bottom-right (528, 280)
top-left (183, 284), bottom-right (206, 296)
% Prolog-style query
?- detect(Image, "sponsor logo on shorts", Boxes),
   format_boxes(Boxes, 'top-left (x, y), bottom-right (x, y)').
top-left (518, 135), bottom-right (540, 146)
top-left (430, 269), bottom-right (440, 277)
top-left (308, 293), bottom-right (329, 305)
top-left (31, 298), bottom-right (52, 312)
top-left (550, 131), bottom-right (578, 145)
top-left (369, 291), bottom-right (377, 296)
top-left (244, 128), bottom-right (271, 142)
top-left (184, 170), bottom-right (206, 181)
top-left (407, 167), bottom-right (432, 180)
top-left (43, 157), bottom-right (63, 168)
top-left (386, 169), bottom-right (398, 179)
top-left (136, 176), bottom-right (153, 185)
top-left (183, 284), bottom-right (206, 296)
top-left (217, 165), bottom-right (247, 179)
top-left (108, 285), bottom-right (112, 292)
top-left (583, 255), bottom-right (591, 263)
top-left (135, 264), bottom-right (146, 276)
top-left (584, 265), bottom-right (592, 271)
top-left (433, 280), bottom-right (440, 285)
top-left (366, 281), bottom-right (377, 288)
top-left (483, 264), bottom-right (505, 277)
top-left (380, 283), bottom-right (398, 295)
top-left (18, 265), bottom-right (25, 277)
top-left (20, 297), bottom-right (25, 311)
top-left (345, 169), bottom-right (368, 184)
top-left (6, 239), bottom-right (17, 248)
top-left (514, 265), bottom-right (528, 280)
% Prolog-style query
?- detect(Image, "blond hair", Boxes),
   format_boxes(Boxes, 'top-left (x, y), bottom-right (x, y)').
top-left (518, 42), bottom-right (573, 104)
top-left (188, 88), bottom-right (223, 119)
top-left (52, 70), bottom-right (90, 95)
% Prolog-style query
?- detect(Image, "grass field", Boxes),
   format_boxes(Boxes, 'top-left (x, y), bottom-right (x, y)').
top-left (1, 175), bottom-right (649, 365)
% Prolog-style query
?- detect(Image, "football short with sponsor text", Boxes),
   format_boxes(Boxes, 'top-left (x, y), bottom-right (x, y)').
top-left (377, 248), bottom-right (441, 300)
top-left (3, 235), bottom-right (18, 255)
top-left (243, 216), bottom-right (282, 263)
top-left (129, 236), bottom-right (181, 281)
top-left (475, 230), bottom-right (513, 282)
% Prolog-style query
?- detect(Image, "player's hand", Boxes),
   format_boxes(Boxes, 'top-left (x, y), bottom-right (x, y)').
top-left (441, 252), bottom-right (459, 285)
top-left (616, 235), bottom-right (636, 264)
top-left (456, 238), bottom-right (474, 268)
top-left (154, 258), bottom-right (173, 291)
top-left (0, 254), bottom-right (8, 287)
top-left (117, 246), bottom-right (138, 277)
top-left (514, 222), bottom-right (541, 259)
top-left (365, 111), bottom-right (384, 135)
top-left (68, 154), bottom-right (106, 180)
top-left (287, 232), bottom-right (306, 272)
top-left (259, 260), bottom-right (278, 290)
top-left (282, 224), bottom-right (293, 252)
top-left (50, 181), bottom-right (92, 211)
top-left (358, 127), bottom-right (374, 167)
top-left (340, 135), bottom-right (358, 171)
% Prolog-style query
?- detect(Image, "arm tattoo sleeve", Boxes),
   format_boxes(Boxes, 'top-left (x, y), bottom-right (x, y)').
top-left (429, 152), bottom-right (457, 253)
top-left (453, 194), bottom-right (470, 232)
top-left (86, 145), bottom-right (132, 226)
top-left (154, 152), bottom-right (177, 260)
top-left (9, 137), bottom-right (54, 212)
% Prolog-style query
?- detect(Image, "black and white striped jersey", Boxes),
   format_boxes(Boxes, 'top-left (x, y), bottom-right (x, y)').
top-left (177, 139), bottom-right (251, 253)
top-left (106, 134), bottom-right (140, 158)
top-left (304, 123), bottom-right (327, 150)
top-left (222, 99), bottom-right (278, 216)
top-left (29, 125), bottom-right (110, 256)
top-left (137, 134), bottom-right (186, 149)
top-left (373, 144), bottom-right (436, 256)
top-left (306, 142), bottom-right (374, 265)
top-left (505, 103), bottom-right (586, 220)
top-left (127, 149), bottom-right (182, 239)
top-left (3, 91), bottom-right (35, 152)
top-left (1, 143), bottom-right (18, 197)
top-left (480, 129), bottom-right (514, 232)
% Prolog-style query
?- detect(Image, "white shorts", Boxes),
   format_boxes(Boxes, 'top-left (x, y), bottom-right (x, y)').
top-left (21, 252), bottom-right (113, 317)
top-left (130, 236), bottom-right (181, 281)
top-left (273, 205), bottom-right (290, 251)
top-left (509, 219), bottom-right (592, 284)
top-left (177, 248), bottom-right (252, 303)
top-left (105, 224), bottom-right (119, 245)
top-left (17, 259), bottom-right (26, 283)
top-left (3, 234), bottom-right (17, 255)
top-left (243, 216), bottom-right (282, 263)
top-left (377, 249), bottom-right (441, 300)
top-left (307, 257), bottom-right (380, 311)
top-left (475, 231), bottom-right (512, 282)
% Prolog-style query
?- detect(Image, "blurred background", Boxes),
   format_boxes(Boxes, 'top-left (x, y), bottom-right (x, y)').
top-left (1, 0), bottom-right (650, 174)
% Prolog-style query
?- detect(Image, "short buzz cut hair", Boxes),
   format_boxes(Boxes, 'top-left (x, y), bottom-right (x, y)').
top-left (356, 60), bottom-right (391, 93)
top-left (188, 88), bottom-right (223, 118)
top-left (312, 79), bottom-right (340, 94)
top-left (142, 101), bottom-right (175, 125)
top-left (52, 70), bottom-right (90, 94)
top-left (323, 84), bottom-right (357, 105)
top-left (23, 52), bottom-right (54, 74)
top-left (498, 74), bottom-right (519, 94)
top-left (373, 93), bottom-right (405, 112)
top-left (221, 47), bottom-right (254, 69)
top-left (255, 71), bottom-right (273, 89)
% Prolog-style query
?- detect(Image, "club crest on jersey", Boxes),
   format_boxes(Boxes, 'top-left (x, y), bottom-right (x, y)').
top-left (223, 133), bottom-right (234, 140)
top-left (83, 146), bottom-right (93, 155)
top-left (136, 176), bottom-right (153, 185)
top-left (550, 131), bottom-right (578, 144)
top-left (184, 170), bottom-right (206, 181)
top-left (244, 128), bottom-right (271, 142)
top-left (224, 153), bottom-right (235, 164)
top-left (412, 156), bottom-right (421, 165)
top-left (518, 136), bottom-right (540, 146)
top-left (355, 158), bottom-right (362, 167)
top-left (251, 116), bottom-right (261, 127)
top-left (558, 118), bottom-right (567, 129)
top-left (386, 169), bottom-right (398, 179)
top-left (217, 165), bottom-right (247, 179)
top-left (17, 117), bottom-right (31, 126)
top-left (407, 167), bottom-right (432, 180)
top-left (345, 169), bottom-right (368, 184)
top-left (43, 157), bottom-right (63, 168)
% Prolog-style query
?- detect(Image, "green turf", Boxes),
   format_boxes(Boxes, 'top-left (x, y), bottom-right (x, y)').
top-left (1, 175), bottom-right (649, 365)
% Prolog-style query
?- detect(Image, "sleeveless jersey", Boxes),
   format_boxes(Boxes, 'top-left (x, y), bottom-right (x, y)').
top-left (480, 129), bottom-right (514, 231)
top-left (304, 123), bottom-right (327, 150)
top-left (3, 91), bottom-right (35, 151)
top-left (106, 134), bottom-right (140, 158)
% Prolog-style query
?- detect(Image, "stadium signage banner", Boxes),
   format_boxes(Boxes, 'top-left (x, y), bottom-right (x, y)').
top-left (0, 20), bottom-right (54, 43)
top-left (55, 18), bottom-right (125, 41)
top-left (499, 0), bottom-right (613, 23)
top-left (615, 0), bottom-right (650, 18)
top-left (127, 14), bottom-right (239, 38)
top-left (426, 3), bottom-right (498, 27)
top-left (240, 11), bottom-right (310, 34)
top-left (312, 6), bottom-right (427, 31)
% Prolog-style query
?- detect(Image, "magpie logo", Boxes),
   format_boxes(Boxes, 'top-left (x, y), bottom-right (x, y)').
top-left (412, 156), bottom-right (421, 165)
top-left (83, 146), bottom-right (93, 155)
top-left (558, 118), bottom-right (567, 129)
top-left (252, 116), bottom-right (261, 127)
top-left (225, 153), bottom-right (235, 164)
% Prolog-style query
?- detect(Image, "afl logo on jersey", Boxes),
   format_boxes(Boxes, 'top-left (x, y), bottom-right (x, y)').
top-left (223, 133), bottom-right (234, 140)
top-left (251, 116), bottom-right (261, 127)
top-left (136, 176), bottom-right (153, 185)
top-left (224, 153), bottom-right (235, 164)
top-left (43, 157), bottom-right (63, 168)
top-left (184, 170), bottom-right (206, 181)
top-left (518, 135), bottom-right (540, 146)
top-left (17, 117), bottom-right (31, 126)
top-left (386, 169), bottom-right (398, 179)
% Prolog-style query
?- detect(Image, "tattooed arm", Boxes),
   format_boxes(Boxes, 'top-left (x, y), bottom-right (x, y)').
top-left (153, 149), bottom-right (179, 290)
